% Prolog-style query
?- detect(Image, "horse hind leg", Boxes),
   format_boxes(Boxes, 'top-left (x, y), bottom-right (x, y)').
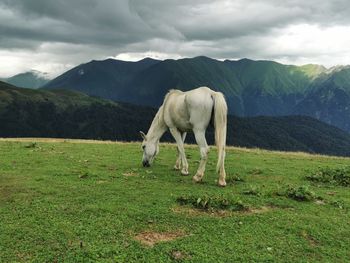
top-left (192, 129), bottom-right (209, 183)
top-left (174, 132), bottom-right (187, 170)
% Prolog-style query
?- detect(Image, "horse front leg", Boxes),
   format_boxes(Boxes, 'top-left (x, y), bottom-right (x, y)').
top-left (192, 129), bottom-right (209, 183)
top-left (170, 128), bottom-right (189, 175)
top-left (174, 132), bottom-right (187, 170)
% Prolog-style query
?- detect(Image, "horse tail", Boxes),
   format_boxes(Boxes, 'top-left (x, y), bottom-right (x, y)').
top-left (212, 91), bottom-right (227, 173)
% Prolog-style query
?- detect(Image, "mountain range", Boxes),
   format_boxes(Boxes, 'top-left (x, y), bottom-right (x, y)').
top-left (1, 70), bottom-right (50, 89)
top-left (42, 56), bottom-right (350, 132)
top-left (2, 80), bottom-right (350, 156)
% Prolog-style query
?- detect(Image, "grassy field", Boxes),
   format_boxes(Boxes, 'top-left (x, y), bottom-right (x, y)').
top-left (1, 139), bottom-right (350, 262)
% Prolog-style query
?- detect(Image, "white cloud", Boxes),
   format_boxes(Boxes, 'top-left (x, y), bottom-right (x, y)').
top-left (266, 24), bottom-right (350, 66)
top-left (113, 51), bottom-right (183, 61)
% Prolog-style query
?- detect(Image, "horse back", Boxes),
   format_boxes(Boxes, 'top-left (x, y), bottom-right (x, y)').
top-left (163, 87), bottom-right (214, 131)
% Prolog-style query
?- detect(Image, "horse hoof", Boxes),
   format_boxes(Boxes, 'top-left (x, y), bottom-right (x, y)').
top-left (181, 170), bottom-right (189, 176)
top-left (192, 174), bottom-right (202, 182)
top-left (218, 180), bottom-right (227, 187)
top-left (174, 165), bottom-right (180, 171)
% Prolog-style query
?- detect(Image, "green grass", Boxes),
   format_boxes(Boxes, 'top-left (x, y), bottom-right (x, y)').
top-left (1, 139), bottom-right (350, 262)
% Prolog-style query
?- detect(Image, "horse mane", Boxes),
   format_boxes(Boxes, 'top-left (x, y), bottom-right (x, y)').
top-left (147, 89), bottom-right (181, 140)
top-left (147, 104), bottom-right (166, 140)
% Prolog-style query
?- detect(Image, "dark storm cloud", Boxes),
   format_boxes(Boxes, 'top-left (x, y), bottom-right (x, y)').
top-left (130, 0), bottom-right (350, 38)
top-left (1, 0), bottom-right (350, 77)
top-left (2, 0), bottom-right (348, 50)
top-left (0, 0), bottom-right (155, 48)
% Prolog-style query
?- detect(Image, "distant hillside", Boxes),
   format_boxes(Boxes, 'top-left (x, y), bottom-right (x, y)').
top-left (2, 70), bottom-right (50, 89)
top-left (43, 58), bottom-right (159, 98)
top-left (3, 81), bottom-right (350, 156)
top-left (43, 57), bottom-right (319, 115)
top-left (42, 56), bottom-right (350, 132)
top-left (294, 66), bottom-right (350, 132)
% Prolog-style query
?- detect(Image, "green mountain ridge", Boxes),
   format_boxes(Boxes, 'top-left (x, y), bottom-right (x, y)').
top-left (0, 80), bottom-right (108, 112)
top-left (42, 56), bottom-right (350, 132)
top-left (44, 56), bottom-right (319, 111)
top-left (2, 81), bottom-right (350, 156)
top-left (2, 70), bottom-right (50, 89)
top-left (294, 67), bottom-right (350, 131)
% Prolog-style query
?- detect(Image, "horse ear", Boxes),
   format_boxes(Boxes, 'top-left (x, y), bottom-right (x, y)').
top-left (139, 131), bottom-right (147, 140)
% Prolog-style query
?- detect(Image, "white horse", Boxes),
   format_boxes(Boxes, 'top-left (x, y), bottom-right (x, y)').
top-left (140, 86), bottom-right (228, 186)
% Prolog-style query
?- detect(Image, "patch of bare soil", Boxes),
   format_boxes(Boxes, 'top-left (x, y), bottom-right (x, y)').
top-left (170, 250), bottom-right (191, 260)
top-left (134, 230), bottom-right (187, 247)
top-left (96, 180), bottom-right (108, 184)
top-left (122, 172), bottom-right (139, 177)
top-left (301, 231), bottom-right (319, 247)
top-left (0, 177), bottom-right (25, 202)
top-left (172, 206), bottom-right (231, 217)
top-left (172, 205), bottom-right (276, 217)
top-left (315, 199), bottom-right (326, 205)
top-left (0, 185), bottom-right (16, 202)
top-left (246, 206), bottom-right (275, 214)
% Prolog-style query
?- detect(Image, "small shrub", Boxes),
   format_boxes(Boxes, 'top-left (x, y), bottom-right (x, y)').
top-left (330, 200), bottom-right (345, 209)
top-left (306, 167), bottom-right (350, 187)
top-left (285, 185), bottom-right (316, 201)
top-left (79, 172), bottom-right (89, 179)
top-left (226, 174), bottom-right (245, 184)
top-left (176, 194), bottom-right (249, 211)
top-left (249, 168), bottom-right (263, 175)
top-left (24, 142), bottom-right (37, 148)
top-left (78, 171), bottom-right (98, 179)
top-left (243, 185), bottom-right (261, 196)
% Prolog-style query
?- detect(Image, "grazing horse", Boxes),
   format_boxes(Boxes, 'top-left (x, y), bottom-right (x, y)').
top-left (140, 87), bottom-right (228, 186)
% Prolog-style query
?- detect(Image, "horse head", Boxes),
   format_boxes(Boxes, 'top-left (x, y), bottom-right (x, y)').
top-left (140, 131), bottom-right (159, 167)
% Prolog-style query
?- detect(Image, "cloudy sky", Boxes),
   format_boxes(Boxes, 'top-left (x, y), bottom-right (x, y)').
top-left (1, 0), bottom-right (350, 78)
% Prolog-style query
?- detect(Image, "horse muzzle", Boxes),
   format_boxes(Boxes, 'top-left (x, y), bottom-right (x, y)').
top-left (142, 160), bottom-right (150, 167)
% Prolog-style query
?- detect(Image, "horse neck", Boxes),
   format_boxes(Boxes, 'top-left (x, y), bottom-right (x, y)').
top-left (147, 106), bottom-right (167, 142)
